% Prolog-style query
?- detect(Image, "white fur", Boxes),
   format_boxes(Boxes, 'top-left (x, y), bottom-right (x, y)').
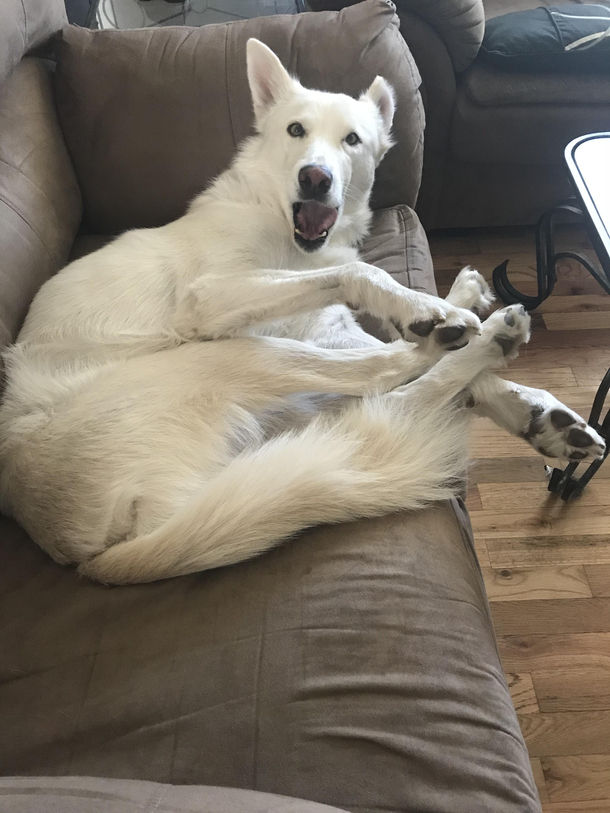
top-left (0, 40), bottom-right (604, 584)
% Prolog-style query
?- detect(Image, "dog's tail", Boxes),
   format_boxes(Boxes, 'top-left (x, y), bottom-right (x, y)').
top-left (79, 399), bottom-right (468, 585)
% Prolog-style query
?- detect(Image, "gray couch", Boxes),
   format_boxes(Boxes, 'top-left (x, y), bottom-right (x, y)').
top-left (0, 1), bottom-right (541, 811)
top-left (311, 0), bottom-right (610, 229)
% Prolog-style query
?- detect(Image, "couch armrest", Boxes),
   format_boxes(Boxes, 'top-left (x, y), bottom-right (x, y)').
top-left (308, 0), bottom-right (484, 72)
top-left (395, 0), bottom-right (484, 71)
top-left (3, 0), bottom-right (67, 85)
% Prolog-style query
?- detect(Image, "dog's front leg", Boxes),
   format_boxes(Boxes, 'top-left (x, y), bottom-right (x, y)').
top-left (173, 262), bottom-right (481, 351)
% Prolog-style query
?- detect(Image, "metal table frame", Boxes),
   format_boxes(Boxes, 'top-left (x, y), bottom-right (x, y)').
top-left (492, 133), bottom-right (610, 499)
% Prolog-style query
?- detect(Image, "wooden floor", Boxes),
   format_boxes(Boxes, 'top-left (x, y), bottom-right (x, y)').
top-left (429, 224), bottom-right (610, 813)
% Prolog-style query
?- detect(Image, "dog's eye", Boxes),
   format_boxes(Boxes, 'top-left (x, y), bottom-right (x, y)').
top-left (287, 122), bottom-right (306, 138)
top-left (345, 132), bottom-right (361, 146)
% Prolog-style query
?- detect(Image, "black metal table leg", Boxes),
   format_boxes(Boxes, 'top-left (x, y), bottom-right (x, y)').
top-left (548, 368), bottom-right (610, 500)
top-left (493, 199), bottom-right (592, 308)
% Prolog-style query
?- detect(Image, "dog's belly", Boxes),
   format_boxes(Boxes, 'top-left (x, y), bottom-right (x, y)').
top-left (249, 304), bottom-right (378, 349)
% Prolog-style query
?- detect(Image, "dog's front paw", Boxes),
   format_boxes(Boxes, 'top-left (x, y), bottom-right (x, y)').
top-left (397, 302), bottom-right (482, 351)
top-left (521, 400), bottom-right (606, 463)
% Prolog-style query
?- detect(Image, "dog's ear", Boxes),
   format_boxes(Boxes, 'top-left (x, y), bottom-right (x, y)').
top-left (361, 76), bottom-right (395, 134)
top-left (246, 39), bottom-right (294, 122)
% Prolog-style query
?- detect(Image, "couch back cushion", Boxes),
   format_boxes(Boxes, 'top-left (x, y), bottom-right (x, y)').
top-left (54, 0), bottom-right (424, 235)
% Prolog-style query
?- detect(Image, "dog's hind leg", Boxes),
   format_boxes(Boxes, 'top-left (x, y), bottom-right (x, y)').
top-left (78, 305), bottom-right (531, 585)
top-left (467, 373), bottom-right (605, 463)
top-left (174, 335), bottom-right (437, 398)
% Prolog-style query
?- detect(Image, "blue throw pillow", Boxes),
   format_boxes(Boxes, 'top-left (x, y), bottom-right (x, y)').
top-left (481, 5), bottom-right (610, 71)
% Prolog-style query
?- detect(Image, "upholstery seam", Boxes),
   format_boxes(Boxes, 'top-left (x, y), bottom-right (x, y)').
top-left (396, 205), bottom-right (412, 289)
top-left (251, 607), bottom-right (267, 790)
top-left (19, 0), bottom-right (28, 47)
top-left (0, 195), bottom-right (54, 263)
top-left (224, 24), bottom-right (238, 152)
top-left (147, 785), bottom-right (170, 813)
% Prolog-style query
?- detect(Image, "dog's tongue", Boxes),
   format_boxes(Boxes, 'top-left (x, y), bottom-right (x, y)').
top-left (295, 201), bottom-right (338, 241)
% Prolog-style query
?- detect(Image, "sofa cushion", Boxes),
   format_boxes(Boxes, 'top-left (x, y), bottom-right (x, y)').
top-left (54, 0), bottom-right (424, 235)
top-left (0, 498), bottom-right (541, 812)
top-left (2, 0), bottom-right (66, 86)
top-left (0, 777), bottom-right (347, 813)
top-left (0, 57), bottom-right (81, 359)
top-left (361, 204), bottom-right (435, 294)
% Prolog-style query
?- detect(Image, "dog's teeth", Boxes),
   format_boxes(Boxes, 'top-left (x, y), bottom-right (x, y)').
top-left (320, 230), bottom-right (328, 238)
top-left (294, 228), bottom-right (304, 237)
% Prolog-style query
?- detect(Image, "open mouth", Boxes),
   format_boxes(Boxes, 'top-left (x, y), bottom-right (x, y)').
top-left (292, 201), bottom-right (338, 252)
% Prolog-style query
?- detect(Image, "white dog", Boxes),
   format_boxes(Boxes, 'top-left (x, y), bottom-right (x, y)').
top-left (0, 40), bottom-right (604, 584)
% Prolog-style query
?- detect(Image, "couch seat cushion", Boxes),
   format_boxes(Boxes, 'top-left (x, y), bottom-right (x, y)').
top-left (0, 776), bottom-right (347, 812)
top-left (0, 497), bottom-right (540, 812)
top-left (452, 61), bottom-right (610, 164)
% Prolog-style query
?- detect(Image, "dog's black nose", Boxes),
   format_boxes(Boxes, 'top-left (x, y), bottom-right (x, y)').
top-left (298, 165), bottom-right (333, 200)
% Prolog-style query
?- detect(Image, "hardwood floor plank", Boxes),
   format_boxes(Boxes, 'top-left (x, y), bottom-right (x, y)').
top-left (473, 536), bottom-right (491, 568)
top-left (542, 802), bottom-right (610, 812)
top-left (541, 755), bottom-right (610, 803)
top-left (485, 534), bottom-right (610, 568)
top-left (584, 565), bottom-right (610, 598)
top-left (548, 387), bottom-right (607, 412)
top-left (520, 712), bottom-right (610, 757)
top-left (471, 503), bottom-right (610, 540)
top-left (491, 598), bottom-right (610, 636)
top-left (471, 418), bottom-right (539, 458)
top-left (538, 295), bottom-right (610, 314)
top-left (532, 756), bottom-right (551, 803)
top-left (482, 566), bottom-right (591, 602)
top-left (498, 633), bottom-right (610, 673)
top-left (543, 312), bottom-right (610, 332)
top-left (573, 365), bottom-right (610, 388)
top-left (527, 329), bottom-right (610, 349)
top-left (533, 669), bottom-right (610, 712)
top-left (486, 535), bottom-right (610, 569)
top-left (508, 673), bottom-right (540, 713)
top-left (470, 457), bottom-right (580, 484)
top-left (498, 367), bottom-right (578, 389)
top-left (478, 482), bottom-right (610, 512)
top-left (465, 484), bottom-right (483, 512)
top-left (511, 345), bottom-right (610, 372)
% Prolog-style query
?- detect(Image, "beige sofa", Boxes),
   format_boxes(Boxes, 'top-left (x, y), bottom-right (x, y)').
top-left (0, 1), bottom-right (541, 811)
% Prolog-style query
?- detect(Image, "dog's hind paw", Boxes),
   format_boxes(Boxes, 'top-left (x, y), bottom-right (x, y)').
top-left (481, 304), bottom-right (531, 360)
top-left (446, 266), bottom-right (495, 316)
top-left (521, 399), bottom-right (606, 463)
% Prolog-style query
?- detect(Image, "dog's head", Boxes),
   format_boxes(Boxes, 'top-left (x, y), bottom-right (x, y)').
top-left (246, 38), bottom-right (395, 253)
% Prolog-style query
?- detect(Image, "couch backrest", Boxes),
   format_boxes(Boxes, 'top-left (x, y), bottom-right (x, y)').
top-left (54, 0), bottom-right (424, 235)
